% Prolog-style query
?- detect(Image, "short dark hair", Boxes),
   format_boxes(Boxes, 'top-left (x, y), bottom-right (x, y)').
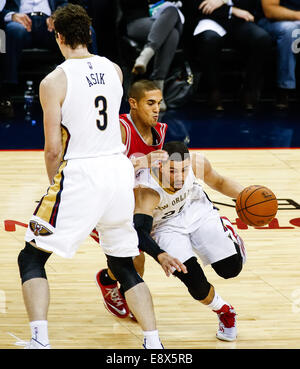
top-left (162, 141), bottom-right (190, 161)
top-left (53, 4), bottom-right (92, 49)
top-left (128, 79), bottom-right (161, 101)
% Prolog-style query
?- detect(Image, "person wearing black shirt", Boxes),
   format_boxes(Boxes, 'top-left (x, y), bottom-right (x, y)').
top-left (181, 0), bottom-right (272, 110)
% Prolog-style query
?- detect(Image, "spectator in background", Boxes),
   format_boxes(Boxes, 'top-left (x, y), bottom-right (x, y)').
top-left (120, 0), bottom-right (184, 111)
top-left (75, 0), bottom-right (121, 63)
top-left (258, 0), bottom-right (300, 109)
top-left (0, 0), bottom-right (98, 117)
top-left (181, 0), bottom-right (272, 111)
top-left (0, 0), bottom-right (10, 119)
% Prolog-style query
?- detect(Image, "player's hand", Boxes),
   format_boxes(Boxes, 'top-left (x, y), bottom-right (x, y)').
top-left (199, 0), bottom-right (224, 15)
top-left (231, 7), bottom-right (254, 22)
top-left (12, 13), bottom-right (32, 32)
top-left (147, 150), bottom-right (169, 168)
top-left (157, 252), bottom-right (187, 277)
top-left (133, 150), bottom-right (169, 172)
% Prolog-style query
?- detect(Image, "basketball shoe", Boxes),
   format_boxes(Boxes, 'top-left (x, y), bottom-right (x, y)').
top-left (8, 333), bottom-right (50, 349)
top-left (143, 338), bottom-right (164, 349)
top-left (214, 304), bottom-right (237, 341)
top-left (25, 339), bottom-right (51, 349)
top-left (221, 216), bottom-right (247, 264)
top-left (95, 270), bottom-right (129, 318)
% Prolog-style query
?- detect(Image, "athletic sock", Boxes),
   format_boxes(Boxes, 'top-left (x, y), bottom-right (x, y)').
top-left (30, 320), bottom-right (49, 346)
top-left (206, 292), bottom-right (228, 312)
top-left (99, 268), bottom-right (117, 285)
top-left (143, 330), bottom-right (163, 349)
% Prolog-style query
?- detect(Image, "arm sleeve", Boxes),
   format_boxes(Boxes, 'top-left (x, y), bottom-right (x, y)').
top-left (133, 213), bottom-right (165, 262)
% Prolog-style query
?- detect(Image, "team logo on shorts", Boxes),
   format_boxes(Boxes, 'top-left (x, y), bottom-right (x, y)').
top-left (29, 221), bottom-right (53, 237)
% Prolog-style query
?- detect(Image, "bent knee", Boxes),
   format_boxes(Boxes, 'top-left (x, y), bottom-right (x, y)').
top-left (211, 254), bottom-right (243, 279)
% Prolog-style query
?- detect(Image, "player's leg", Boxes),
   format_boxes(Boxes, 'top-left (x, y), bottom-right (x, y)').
top-left (106, 255), bottom-right (162, 348)
top-left (98, 154), bottom-right (163, 348)
top-left (17, 241), bottom-right (52, 348)
top-left (20, 158), bottom-right (114, 348)
top-left (173, 257), bottom-right (237, 342)
top-left (95, 252), bottom-right (145, 319)
top-left (189, 211), bottom-right (246, 341)
top-left (154, 226), bottom-right (237, 341)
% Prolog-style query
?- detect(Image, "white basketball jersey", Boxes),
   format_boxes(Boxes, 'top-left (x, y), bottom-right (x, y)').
top-left (135, 165), bottom-right (212, 230)
top-left (58, 56), bottom-right (125, 160)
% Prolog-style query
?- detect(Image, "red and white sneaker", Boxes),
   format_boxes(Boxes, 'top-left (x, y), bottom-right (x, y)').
top-left (214, 304), bottom-right (237, 341)
top-left (221, 216), bottom-right (247, 264)
top-left (95, 270), bottom-right (129, 318)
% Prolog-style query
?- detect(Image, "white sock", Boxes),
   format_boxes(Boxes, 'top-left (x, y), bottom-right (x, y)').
top-left (143, 330), bottom-right (162, 349)
top-left (206, 292), bottom-right (228, 312)
top-left (30, 320), bottom-right (49, 346)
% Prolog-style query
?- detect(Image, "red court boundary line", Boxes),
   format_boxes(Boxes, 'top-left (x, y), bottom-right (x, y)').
top-left (0, 147), bottom-right (300, 152)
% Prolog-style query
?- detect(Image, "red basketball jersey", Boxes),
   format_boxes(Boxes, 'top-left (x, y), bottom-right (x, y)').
top-left (119, 113), bottom-right (168, 159)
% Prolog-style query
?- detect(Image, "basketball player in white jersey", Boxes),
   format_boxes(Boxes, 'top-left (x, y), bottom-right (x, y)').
top-left (16, 4), bottom-right (165, 349)
top-left (134, 141), bottom-right (247, 341)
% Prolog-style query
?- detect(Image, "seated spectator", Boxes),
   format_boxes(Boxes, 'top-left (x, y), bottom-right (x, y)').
top-left (120, 0), bottom-right (184, 111)
top-left (181, 0), bottom-right (272, 111)
top-left (0, 0), bottom-right (11, 119)
top-left (258, 0), bottom-right (300, 109)
top-left (0, 0), bottom-right (98, 117)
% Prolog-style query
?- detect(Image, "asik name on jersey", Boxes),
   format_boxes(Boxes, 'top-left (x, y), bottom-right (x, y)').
top-left (85, 72), bottom-right (105, 87)
top-left (4, 198), bottom-right (300, 233)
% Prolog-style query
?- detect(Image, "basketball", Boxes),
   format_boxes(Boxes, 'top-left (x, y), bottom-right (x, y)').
top-left (236, 185), bottom-right (278, 226)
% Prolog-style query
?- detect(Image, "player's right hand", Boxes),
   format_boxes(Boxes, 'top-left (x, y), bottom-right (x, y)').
top-left (147, 150), bottom-right (169, 168)
top-left (157, 252), bottom-right (188, 277)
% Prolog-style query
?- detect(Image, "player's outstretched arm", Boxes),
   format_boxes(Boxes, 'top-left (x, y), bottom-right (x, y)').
top-left (134, 187), bottom-right (187, 276)
top-left (191, 152), bottom-right (244, 199)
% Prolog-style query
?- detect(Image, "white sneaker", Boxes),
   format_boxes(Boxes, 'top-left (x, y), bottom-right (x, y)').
top-left (8, 333), bottom-right (51, 349)
top-left (214, 304), bottom-right (237, 342)
top-left (143, 338), bottom-right (164, 349)
top-left (25, 339), bottom-right (51, 349)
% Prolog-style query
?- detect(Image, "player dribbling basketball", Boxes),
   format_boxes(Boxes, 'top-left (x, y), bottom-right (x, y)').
top-left (134, 141), bottom-right (247, 341)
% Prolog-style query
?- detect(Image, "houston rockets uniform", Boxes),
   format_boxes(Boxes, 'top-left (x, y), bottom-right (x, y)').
top-left (135, 165), bottom-right (245, 266)
top-left (25, 56), bottom-right (139, 259)
top-left (119, 113), bottom-right (167, 159)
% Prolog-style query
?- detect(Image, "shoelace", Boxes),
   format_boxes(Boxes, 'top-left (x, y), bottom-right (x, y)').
top-left (218, 310), bottom-right (236, 328)
top-left (105, 287), bottom-right (124, 307)
top-left (7, 332), bottom-right (30, 348)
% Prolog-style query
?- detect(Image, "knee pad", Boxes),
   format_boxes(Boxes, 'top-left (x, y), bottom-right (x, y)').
top-left (211, 243), bottom-right (243, 279)
top-left (106, 255), bottom-right (143, 293)
top-left (17, 242), bottom-right (51, 284)
top-left (174, 257), bottom-right (211, 301)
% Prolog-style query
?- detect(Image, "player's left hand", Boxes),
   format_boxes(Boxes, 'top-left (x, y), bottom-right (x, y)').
top-left (157, 252), bottom-right (187, 277)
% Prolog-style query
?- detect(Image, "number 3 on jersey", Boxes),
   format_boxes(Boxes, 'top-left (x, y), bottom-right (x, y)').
top-left (95, 96), bottom-right (107, 131)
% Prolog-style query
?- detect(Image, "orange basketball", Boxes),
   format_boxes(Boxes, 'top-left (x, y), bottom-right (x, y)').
top-left (236, 185), bottom-right (278, 227)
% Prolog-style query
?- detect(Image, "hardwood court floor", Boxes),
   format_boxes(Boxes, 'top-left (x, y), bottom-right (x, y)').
top-left (0, 149), bottom-right (300, 349)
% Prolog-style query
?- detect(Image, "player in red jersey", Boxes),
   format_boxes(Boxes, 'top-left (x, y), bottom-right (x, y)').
top-left (94, 80), bottom-right (186, 319)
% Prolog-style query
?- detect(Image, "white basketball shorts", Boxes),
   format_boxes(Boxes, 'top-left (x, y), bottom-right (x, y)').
top-left (25, 154), bottom-right (139, 259)
top-left (152, 198), bottom-right (243, 267)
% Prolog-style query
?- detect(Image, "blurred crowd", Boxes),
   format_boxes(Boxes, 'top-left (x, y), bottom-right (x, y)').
top-left (1, 0), bottom-right (300, 118)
